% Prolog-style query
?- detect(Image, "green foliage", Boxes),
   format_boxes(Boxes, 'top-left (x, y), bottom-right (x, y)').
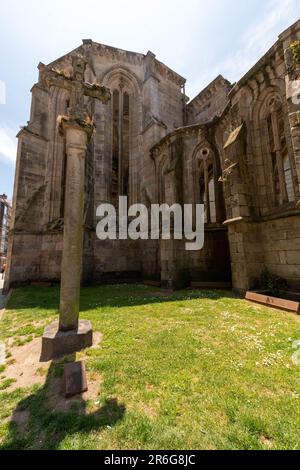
top-left (290, 40), bottom-right (300, 66)
top-left (259, 270), bottom-right (288, 296)
top-left (0, 285), bottom-right (300, 450)
top-left (0, 378), bottom-right (16, 391)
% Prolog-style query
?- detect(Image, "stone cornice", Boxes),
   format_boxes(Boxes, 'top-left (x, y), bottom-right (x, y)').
top-left (17, 126), bottom-right (49, 142)
top-left (154, 58), bottom-right (186, 87)
top-left (188, 75), bottom-right (232, 110)
top-left (223, 216), bottom-right (245, 226)
top-left (47, 42), bottom-right (186, 87)
top-left (278, 19), bottom-right (300, 42)
top-left (223, 208), bottom-right (300, 226)
top-left (150, 120), bottom-right (217, 158)
top-left (30, 82), bottom-right (49, 94)
top-left (88, 42), bottom-right (186, 86)
top-left (257, 208), bottom-right (300, 223)
top-left (141, 117), bottom-right (167, 135)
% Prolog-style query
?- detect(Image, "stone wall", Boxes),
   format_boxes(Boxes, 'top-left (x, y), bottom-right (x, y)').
top-left (260, 215), bottom-right (300, 289)
top-left (151, 123), bottom-right (231, 288)
top-left (5, 21), bottom-right (300, 293)
top-left (187, 75), bottom-right (231, 126)
top-left (6, 41), bottom-right (185, 287)
top-left (228, 215), bottom-right (300, 292)
top-left (219, 20), bottom-right (300, 292)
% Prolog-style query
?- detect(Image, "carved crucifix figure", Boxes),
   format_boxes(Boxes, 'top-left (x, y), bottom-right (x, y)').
top-left (41, 55), bottom-right (111, 361)
top-left (40, 54), bottom-right (111, 124)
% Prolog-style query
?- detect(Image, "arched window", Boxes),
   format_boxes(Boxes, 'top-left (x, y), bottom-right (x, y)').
top-left (122, 92), bottom-right (130, 197)
top-left (112, 89), bottom-right (120, 207)
top-left (198, 148), bottom-right (217, 224)
top-left (262, 93), bottom-right (296, 208)
top-left (111, 87), bottom-right (131, 207)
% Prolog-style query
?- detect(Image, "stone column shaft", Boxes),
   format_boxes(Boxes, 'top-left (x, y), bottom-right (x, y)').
top-left (59, 122), bottom-right (88, 331)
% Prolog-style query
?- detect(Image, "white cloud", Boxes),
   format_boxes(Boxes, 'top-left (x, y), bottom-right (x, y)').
top-left (0, 126), bottom-right (18, 164)
top-left (223, 0), bottom-right (297, 80)
top-left (188, 0), bottom-right (299, 97)
top-left (246, 0), bottom-right (296, 50)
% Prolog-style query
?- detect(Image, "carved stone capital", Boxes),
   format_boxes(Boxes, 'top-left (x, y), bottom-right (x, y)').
top-left (58, 115), bottom-right (95, 141)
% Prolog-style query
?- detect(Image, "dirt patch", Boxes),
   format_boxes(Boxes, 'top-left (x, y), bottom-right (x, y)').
top-left (133, 400), bottom-right (160, 420)
top-left (47, 371), bottom-right (102, 413)
top-left (260, 435), bottom-right (274, 449)
top-left (2, 331), bottom-right (103, 393)
top-left (4, 338), bottom-right (51, 390)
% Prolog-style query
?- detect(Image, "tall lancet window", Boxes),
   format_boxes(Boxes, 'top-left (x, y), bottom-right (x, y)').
top-left (122, 92), bottom-right (130, 197)
top-left (264, 94), bottom-right (296, 207)
top-left (111, 87), bottom-right (131, 206)
top-left (112, 90), bottom-right (120, 207)
top-left (198, 148), bottom-right (217, 224)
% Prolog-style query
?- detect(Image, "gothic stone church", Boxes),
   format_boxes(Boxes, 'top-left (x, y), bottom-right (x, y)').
top-left (6, 20), bottom-right (300, 293)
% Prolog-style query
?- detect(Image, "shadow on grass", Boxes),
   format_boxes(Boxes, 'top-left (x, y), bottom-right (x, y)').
top-left (0, 357), bottom-right (126, 450)
top-left (6, 284), bottom-right (237, 314)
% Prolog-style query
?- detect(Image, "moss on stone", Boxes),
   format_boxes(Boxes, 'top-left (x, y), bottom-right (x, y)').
top-left (290, 40), bottom-right (300, 66)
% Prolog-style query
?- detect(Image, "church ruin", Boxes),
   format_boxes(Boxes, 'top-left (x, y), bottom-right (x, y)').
top-left (5, 20), bottom-right (300, 293)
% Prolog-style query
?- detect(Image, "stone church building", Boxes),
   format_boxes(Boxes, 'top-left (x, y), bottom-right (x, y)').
top-left (5, 20), bottom-right (300, 293)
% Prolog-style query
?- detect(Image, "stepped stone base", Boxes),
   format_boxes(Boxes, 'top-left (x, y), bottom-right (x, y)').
top-left (40, 320), bottom-right (93, 362)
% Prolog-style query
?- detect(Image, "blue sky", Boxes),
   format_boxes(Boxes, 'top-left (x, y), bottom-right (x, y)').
top-left (0, 0), bottom-right (299, 199)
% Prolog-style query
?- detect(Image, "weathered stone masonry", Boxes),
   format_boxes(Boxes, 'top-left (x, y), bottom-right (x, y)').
top-left (5, 20), bottom-right (300, 293)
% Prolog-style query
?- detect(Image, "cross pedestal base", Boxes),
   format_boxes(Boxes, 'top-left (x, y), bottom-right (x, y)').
top-left (40, 320), bottom-right (93, 362)
top-left (62, 361), bottom-right (88, 398)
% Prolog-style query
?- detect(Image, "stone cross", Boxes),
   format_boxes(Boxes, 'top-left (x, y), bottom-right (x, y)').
top-left (40, 54), bottom-right (111, 124)
top-left (41, 55), bottom-right (111, 361)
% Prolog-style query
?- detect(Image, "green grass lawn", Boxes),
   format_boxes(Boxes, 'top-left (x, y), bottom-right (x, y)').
top-left (0, 284), bottom-right (300, 450)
